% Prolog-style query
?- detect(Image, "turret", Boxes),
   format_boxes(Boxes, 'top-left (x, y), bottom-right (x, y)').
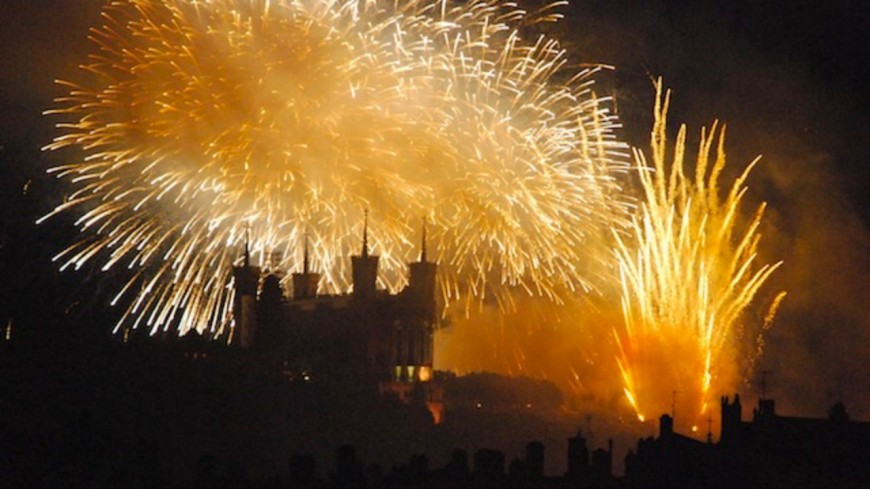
top-left (391, 220), bottom-right (438, 383)
top-left (351, 211), bottom-right (379, 298)
top-left (720, 394), bottom-right (742, 443)
top-left (755, 398), bottom-right (776, 421)
top-left (232, 229), bottom-right (260, 348)
top-left (407, 219), bottom-right (437, 312)
top-left (292, 233), bottom-right (320, 300)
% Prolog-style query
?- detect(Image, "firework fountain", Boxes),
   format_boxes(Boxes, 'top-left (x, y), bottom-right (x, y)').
top-left (43, 0), bottom-right (629, 336)
top-left (438, 81), bottom-right (786, 432)
top-left (612, 81), bottom-right (786, 427)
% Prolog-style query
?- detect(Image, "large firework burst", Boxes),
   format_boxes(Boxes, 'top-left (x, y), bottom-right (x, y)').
top-left (43, 0), bottom-right (629, 335)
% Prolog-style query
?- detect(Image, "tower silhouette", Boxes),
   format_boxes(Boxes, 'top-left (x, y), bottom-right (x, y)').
top-left (292, 233), bottom-right (320, 300)
top-left (351, 211), bottom-right (379, 298)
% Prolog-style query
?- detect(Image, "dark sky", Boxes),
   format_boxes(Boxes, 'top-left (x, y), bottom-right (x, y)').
top-left (1, 0), bottom-right (868, 418)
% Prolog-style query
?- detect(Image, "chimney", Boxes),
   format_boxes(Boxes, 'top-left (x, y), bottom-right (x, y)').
top-left (659, 414), bottom-right (674, 438)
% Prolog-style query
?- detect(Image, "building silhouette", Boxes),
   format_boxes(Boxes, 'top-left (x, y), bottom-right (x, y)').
top-left (624, 395), bottom-right (870, 488)
top-left (566, 432), bottom-right (615, 489)
top-left (230, 218), bottom-right (443, 422)
top-left (716, 395), bottom-right (870, 488)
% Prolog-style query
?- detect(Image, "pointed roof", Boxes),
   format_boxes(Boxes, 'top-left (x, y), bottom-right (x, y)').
top-left (243, 224), bottom-right (251, 267)
top-left (361, 209), bottom-right (369, 258)
top-left (420, 217), bottom-right (428, 263)
top-left (303, 231), bottom-right (310, 274)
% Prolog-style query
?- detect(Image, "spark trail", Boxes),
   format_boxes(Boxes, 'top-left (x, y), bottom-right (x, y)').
top-left (43, 0), bottom-right (629, 336)
top-left (613, 81), bottom-right (786, 426)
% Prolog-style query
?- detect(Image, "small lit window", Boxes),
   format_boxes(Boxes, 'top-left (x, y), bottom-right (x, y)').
top-left (418, 366), bottom-right (431, 382)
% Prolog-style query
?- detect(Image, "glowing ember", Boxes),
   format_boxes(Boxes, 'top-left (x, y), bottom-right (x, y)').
top-left (42, 0), bottom-right (629, 336)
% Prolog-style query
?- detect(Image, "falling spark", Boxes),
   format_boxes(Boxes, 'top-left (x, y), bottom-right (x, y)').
top-left (43, 0), bottom-right (629, 336)
top-left (612, 80), bottom-right (784, 425)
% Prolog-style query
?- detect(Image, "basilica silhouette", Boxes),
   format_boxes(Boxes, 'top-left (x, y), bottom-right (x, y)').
top-left (230, 217), bottom-right (442, 421)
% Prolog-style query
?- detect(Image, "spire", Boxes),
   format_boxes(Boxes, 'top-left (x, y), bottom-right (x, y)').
top-left (352, 210), bottom-right (379, 298)
top-left (420, 217), bottom-right (428, 263)
top-left (243, 224), bottom-right (251, 268)
top-left (362, 209), bottom-right (369, 258)
top-left (303, 232), bottom-right (310, 274)
top-left (293, 230), bottom-right (321, 300)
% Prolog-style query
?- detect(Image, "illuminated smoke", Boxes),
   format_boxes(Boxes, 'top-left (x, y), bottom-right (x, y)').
top-left (42, 0), bottom-right (629, 335)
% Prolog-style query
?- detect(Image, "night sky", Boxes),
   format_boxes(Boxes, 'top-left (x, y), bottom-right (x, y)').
top-left (1, 0), bottom-right (868, 422)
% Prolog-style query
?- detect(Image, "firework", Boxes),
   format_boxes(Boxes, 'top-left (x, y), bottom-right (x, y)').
top-left (43, 0), bottom-right (629, 336)
top-left (612, 81), bottom-right (785, 426)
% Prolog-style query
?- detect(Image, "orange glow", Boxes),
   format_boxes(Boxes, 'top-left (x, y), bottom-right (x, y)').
top-left (418, 366), bottom-right (432, 382)
top-left (427, 401), bottom-right (444, 425)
